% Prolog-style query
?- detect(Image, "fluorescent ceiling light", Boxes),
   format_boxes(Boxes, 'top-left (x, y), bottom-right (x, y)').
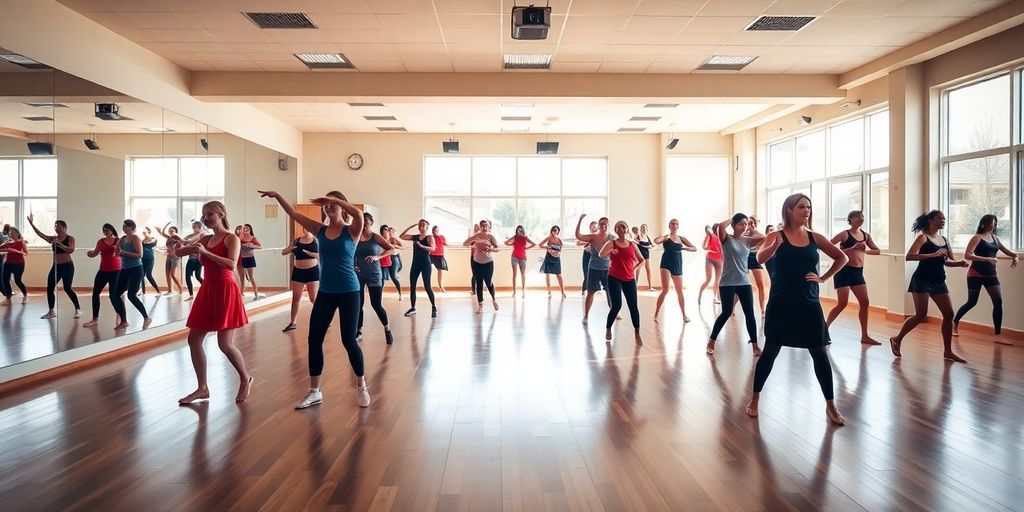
top-left (294, 53), bottom-right (355, 69)
top-left (501, 126), bottom-right (529, 133)
top-left (144, 127), bottom-right (174, 132)
top-left (503, 54), bottom-right (552, 70)
top-left (698, 55), bottom-right (757, 71)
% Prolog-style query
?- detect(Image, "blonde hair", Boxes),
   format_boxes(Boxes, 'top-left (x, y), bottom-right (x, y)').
top-left (203, 200), bottom-right (230, 230)
top-left (326, 190), bottom-right (351, 222)
top-left (781, 193), bottom-right (812, 230)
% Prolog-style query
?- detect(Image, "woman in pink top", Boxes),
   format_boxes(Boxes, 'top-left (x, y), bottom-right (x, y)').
top-left (599, 221), bottom-right (645, 343)
top-left (698, 223), bottom-right (724, 305)
top-left (429, 225), bottom-right (448, 293)
top-left (504, 225), bottom-right (536, 298)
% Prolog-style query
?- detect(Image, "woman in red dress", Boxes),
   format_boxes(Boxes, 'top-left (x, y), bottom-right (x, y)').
top-left (175, 201), bottom-right (253, 404)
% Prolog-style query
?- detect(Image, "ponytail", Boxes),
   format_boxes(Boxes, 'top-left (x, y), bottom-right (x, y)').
top-left (911, 210), bottom-right (942, 233)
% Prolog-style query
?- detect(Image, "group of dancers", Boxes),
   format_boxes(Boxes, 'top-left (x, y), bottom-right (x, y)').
top-left (2, 190), bottom-right (1017, 426)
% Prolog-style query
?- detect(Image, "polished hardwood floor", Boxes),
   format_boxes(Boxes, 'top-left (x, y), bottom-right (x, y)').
top-left (0, 288), bottom-right (1021, 511)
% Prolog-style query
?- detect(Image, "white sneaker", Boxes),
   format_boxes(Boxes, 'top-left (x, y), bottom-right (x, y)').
top-left (295, 389), bottom-right (323, 409)
top-left (74, 309), bottom-right (82, 318)
top-left (357, 385), bottom-right (371, 408)
top-left (41, 311), bottom-right (57, 319)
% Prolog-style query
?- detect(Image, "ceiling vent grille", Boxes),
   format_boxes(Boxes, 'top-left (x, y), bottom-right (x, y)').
top-left (244, 12), bottom-right (317, 29)
top-left (503, 54), bottom-right (551, 70)
top-left (697, 55), bottom-right (757, 71)
top-left (745, 15), bottom-right (815, 31)
top-left (363, 116), bottom-right (397, 121)
top-left (617, 127), bottom-right (646, 132)
top-left (25, 102), bottom-right (67, 108)
top-left (629, 116), bottom-right (661, 122)
top-left (501, 116), bottom-right (532, 121)
top-left (0, 49), bottom-right (49, 69)
top-left (378, 127), bottom-right (407, 132)
top-left (22, 116), bottom-right (53, 121)
top-left (349, 102), bottom-right (385, 107)
top-left (643, 103), bottom-right (678, 108)
top-left (294, 53), bottom-right (354, 69)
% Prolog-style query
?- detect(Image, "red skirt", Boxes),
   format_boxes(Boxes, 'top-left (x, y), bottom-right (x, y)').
top-left (186, 276), bottom-right (248, 332)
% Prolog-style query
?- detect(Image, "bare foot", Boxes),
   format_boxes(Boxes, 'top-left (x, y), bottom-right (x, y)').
top-left (492, 301), bottom-right (499, 311)
top-left (83, 319), bottom-right (99, 327)
top-left (951, 323), bottom-right (959, 336)
top-left (114, 322), bottom-right (129, 330)
top-left (745, 400), bottom-right (759, 417)
top-left (236, 375), bottom-right (254, 402)
top-left (634, 330), bottom-right (642, 345)
top-left (751, 344), bottom-right (762, 357)
top-left (605, 329), bottom-right (612, 341)
top-left (683, 316), bottom-right (691, 323)
top-left (706, 341), bottom-right (715, 355)
top-left (943, 352), bottom-right (967, 363)
top-left (860, 337), bottom-right (882, 346)
top-left (889, 337), bottom-right (902, 358)
top-left (826, 405), bottom-right (846, 426)
top-left (994, 336), bottom-right (1013, 346)
top-left (178, 388), bottom-right (210, 405)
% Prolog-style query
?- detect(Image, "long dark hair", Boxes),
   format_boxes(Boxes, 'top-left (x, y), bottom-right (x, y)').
top-left (976, 214), bottom-right (998, 234)
top-left (730, 213), bottom-right (748, 228)
top-left (243, 223), bottom-right (255, 236)
top-left (911, 210), bottom-right (943, 233)
top-left (379, 224), bottom-right (389, 236)
top-left (102, 223), bottom-right (118, 237)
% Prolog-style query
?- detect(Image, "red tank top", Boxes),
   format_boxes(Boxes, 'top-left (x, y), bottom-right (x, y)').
top-left (706, 234), bottom-right (723, 262)
top-left (3, 240), bottom-right (26, 264)
top-left (97, 238), bottom-right (121, 271)
top-left (512, 236), bottom-right (527, 259)
top-left (431, 235), bottom-right (446, 256)
top-left (201, 236), bottom-right (236, 280)
top-left (608, 242), bottom-right (638, 281)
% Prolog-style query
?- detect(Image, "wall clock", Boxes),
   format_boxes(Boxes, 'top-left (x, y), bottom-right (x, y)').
top-left (347, 153), bottom-right (363, 170)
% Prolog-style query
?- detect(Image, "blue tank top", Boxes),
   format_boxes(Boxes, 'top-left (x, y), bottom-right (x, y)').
top-left (120, 237), bottom-right (142, 268)
top-left (142, 239), bottom-right (156, 260)
top-left (317, 225), bottom-right (359, 293)
top-left (354, 237), bottom-right (384, 284)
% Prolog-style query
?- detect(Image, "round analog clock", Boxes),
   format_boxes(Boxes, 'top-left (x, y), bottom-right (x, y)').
top-left (347, 153), bottom-right (363, 170)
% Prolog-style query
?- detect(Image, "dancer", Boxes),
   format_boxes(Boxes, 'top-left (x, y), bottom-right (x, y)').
top-left (0, 228), bottom-right (28, 305)
top-left (281, 227), bottom-right (319, 333)
top-left (576, 214), bottom-right (615, 324)
top-left (467, 223), bottom-right (481, 295)
top-left (954, 214), bottom-right (1019, 345)
top-left (355, 212), bottom-right (395, 344)
top-left (746, 217), bottom-right (768, 314)
top-left (155, 223), bottom-right (185, 296)
top-left (539, 225), bottom-right (566, 298)
top-left (112, 219), bottom-right (150, 330)
top-left (889, 210), bottom-right (969, 363)
top-left (706, 214), bottom-right (764, 356)
top-left (745, 193), bottom-right (848, 426)
top-left (824, 210), bottom-right (881, 345)
top-left (698, 224), bottom-right (723, 305)
top-left (175, 201), bottom-right (252, 405)
top-left (505, 225), bottom-right (536, 298)
top-left (27, 215), bottom-right (81, 318)
top-left (379, 225), bottom-right (403, 299)
top-left (82, 223), bottom-right (123, 328)
top-left (400, 220), bottom-right (437, 317)
top-left (637, 224), bottom-right (656, 290)
top-left (238, 224), bottom-right (262, 300)
top-left (600, 221), bottom-right (645, 342)
top-left (653, 219), bottom-right (697, 321)
top-left (260, 189), bottom-right (370, 409)
top-left (0, 224), bottom-right (9, 299)
top-left (139, 227), bottom-right (161, 295)
top-left (182, 221), bottom-right (205, 298)
top-left (464, 219), bottom-right (500, 313)
top-left (578, 221), bottom-right (598, 296)
top-left (430, 225), bottom-right (448, 292)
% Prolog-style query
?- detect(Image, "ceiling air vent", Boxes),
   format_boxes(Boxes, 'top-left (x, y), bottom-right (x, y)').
top-left (363, 116), bottom-right (397, 121)
top-left (0, 49), bottom-right (49, 69)
top-left (349, 102), bottom-right (385, 107)
top-left (504, 54), bottom-right (551, 70)
top-left (378, 127), bottom-right (407, 132)
top-left (617, 127), bottom-right (646, 132)
top-left (629, 116), bottom-right (661, 122)
top-left (22, 116), bottom-right (53, 122)
top-left (501, 116), bottom-right (531, 121)
top-left (745, 15), bottom-right (816, 31)
top-left (697, 55), bottom-right (757, 71)
top-left (25, 102), bottom-right (68, 108)
top-left (244, 12), bottom-right (317, 29)
top-left (643, 103), bottom-right (678, 109)
top-left (294, 53), bottom-right (354, 69)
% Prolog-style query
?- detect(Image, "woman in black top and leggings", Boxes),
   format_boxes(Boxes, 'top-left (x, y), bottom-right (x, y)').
top-left (953, 214), bottom-right (1019, 345)
top-left (890, 210), bottom-right (969, 363)
top-left (27, 214), bottom-right (82, 319)
top-left (281, 227), bottom-right (319, 332)
top-left (400, 219), bottom-right (437, 317)
top-left (140, 227), bottom-right (161, 295)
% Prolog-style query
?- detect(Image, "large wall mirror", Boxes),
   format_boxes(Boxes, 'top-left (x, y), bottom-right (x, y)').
top-left (0, 50), bottom-right (297, 374)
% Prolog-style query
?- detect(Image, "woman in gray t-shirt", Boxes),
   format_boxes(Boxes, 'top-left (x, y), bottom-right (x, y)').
top-left (707, 213), bottom-right (765, 356)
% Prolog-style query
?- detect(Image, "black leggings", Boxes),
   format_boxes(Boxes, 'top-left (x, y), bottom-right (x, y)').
top-left (607, 276), bottom-right (640, 330)
top-left (308, 291), bottom-right (363, 377)
top-left (140, 257), bottom-right (160, 293)
top-left (185, 258), bottom-right (203, 295)
top-left (753, 345), bottom-right (834, 400)
top-left (47, 263), bottom-right (80, 310)
top-left (114, 266), bottom-right (148, 319)
top-left (91, 269), bottom-right (122, 320)
top-left (710, 285), bottom-right (758, 343)
top-left (358, 280), bottom-right (388, 330)
top-left (381, 265), bottom-right (401, 294)
top-left (581, 252), bottom-right (591, 291)
top-left (408, 263), bottom-right (435, 308)
top-left (472, 260), bottom-right (496, 303)
top-left (1, 262), bottom-right (26, 298)
top-left (954, 284), bottom-right (1003, 334)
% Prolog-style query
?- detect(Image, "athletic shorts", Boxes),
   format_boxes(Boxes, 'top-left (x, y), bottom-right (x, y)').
top-left (833, 266), bottom-right (866, 288)
top-left (241, 256), bottom-right (257, 269)
top-left (586, 268), bottom-right (609, 293)
top-left (291, 266), bottom-right (320, 283)
top-left (430, 255), bottom-right (448, 271)
top-left (908, 276), bottom-right (948, 295)
top-left (967, 276), bottom-right (999, 290)
top-left (511, 256), bottom-right (527, 271)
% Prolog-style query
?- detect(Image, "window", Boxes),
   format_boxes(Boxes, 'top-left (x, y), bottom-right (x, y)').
top-left (941, 70), bottom-right (1021, 249)
top-left (127, 157), bottom-right (225, 231)
top-left (423, 156), bottom-right (607, 243)
top-left (765, 109), bottom-right (888, 246)
top-left (0, 157), bottom-right (57, 246)
top-left (666, 156), bottom-right (730, 241)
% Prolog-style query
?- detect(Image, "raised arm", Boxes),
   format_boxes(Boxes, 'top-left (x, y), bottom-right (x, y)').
top-left (375, 233), bottom-right (395, 256)
top-left (680, 236), bottom-right (698, 252)
top-left (524, 237), bottom-right (538, 249)
top-left (538, 237), bottom-right (549, 249)
top-left (716, 218), bottom-right (731, 242)
top-left (756, 232), bottom-right (782, 264)
top-left (399, 224), bottom-right (418, 241)
top-left (503, 236), bottom-right (515, 246)
top-left (462, 233), bottom-right (479, 247)
top-left (26, 214), bottom-right (54, 244)
top-left (814, 232), bottom-right (849, 281)
top-left (259, 190), bottom-right (322, 235)
top-left (311, 195), bottom-right (363, 238)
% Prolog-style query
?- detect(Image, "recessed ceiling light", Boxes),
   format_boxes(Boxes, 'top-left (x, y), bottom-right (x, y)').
top-left (643, 103), bottom-right (678, 108)
top-left (629, 116), bottom-right (661, 122)
top-left (0, 50), bottom-right (49, 69)
top-left (617, 127), bottom-right (646, 132)
top-left (294, 53), bottom-right (355, 69)
top-left (503, 54), bottom-right (552, 70)
top-left (144, 127), bottom-right (174, 133)
top-left (697, 55), bottom-right (757, 71)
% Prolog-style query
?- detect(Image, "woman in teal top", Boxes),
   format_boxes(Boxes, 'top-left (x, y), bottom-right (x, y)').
top-left (706, 213), bottom-right (764, 356)
top-left (112, 219), bottom-right (149, 330)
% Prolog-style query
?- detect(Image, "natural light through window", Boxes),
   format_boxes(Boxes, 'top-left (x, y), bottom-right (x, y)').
top-left (127, 157), bottom-right (225, 231)
top-left (0, 157), bottom-right (57, 246)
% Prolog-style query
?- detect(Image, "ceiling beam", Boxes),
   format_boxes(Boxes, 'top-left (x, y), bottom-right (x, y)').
top-left (719, 104), bottom-right (808, 136)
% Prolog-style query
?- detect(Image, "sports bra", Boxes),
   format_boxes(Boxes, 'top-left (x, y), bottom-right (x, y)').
top-left (292, 238), bottom-right (319, 260)
top-left (840, 230), bottom-right (868, 249)
top-left (53, 235), bottom-right (73, 254)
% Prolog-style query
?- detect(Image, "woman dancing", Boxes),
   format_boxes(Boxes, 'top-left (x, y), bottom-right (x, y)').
top-left (238, 224), bottom-right (262, 300)
top-left (746, 216), bottom-right (768, 315)
top-left (698, 224), bottom-right (723, 305)
top-left (175, 201), bottom-right (253, 405)
top-left (112, 219), bottom-right (150, 330)
top-left (355, 212), bottom-right (395, 344)
top-left (505, 225), bottom-right (536, 298)
top-left (260, 189), bottom-right (371, 409)
top-left (706, 214), bottom-right (764, 356)
top-left (889, 210), bottom-right (969, 363)
top-left (400, 220), bottom-right (437, 317)
top-left (281, 226), bottom-right (319, 332)
top-left (576, 215), bottom-right (616, 324)
top-left (379, 225), bottom-right (404, 299)
top-left (83, 223), bottom-right (123, 327)
top-left (953, 214), bottom-right (1019, 345)
top-left (27, 214), bottom-right (81, 318)
top-left (430, 225), bottom-right (448, 293)
top-left (745, 193), bottom-right (848, 426)
top-left (600, 221), bottom-right (645, 342)
top-left (539, 225), bottom-right (566, 298)
top-left (183, 221), bottom-right (205, 298)
top-left (653, 219), bottom-right (697, 320)
top-left (155, 223), bottom-right (185, 296)
top-left (578, 221), bottom-right (598, 296)
top-left (824, 210), bottom-right (881, 345)
top-left (464, 220), bottom-right (500, 313)
top-left (636, 224), bottom-right (656, 290)
top-left (139, 227), bottom-right (161, 295)
top-left (0, 228), bottom-right (28, 305)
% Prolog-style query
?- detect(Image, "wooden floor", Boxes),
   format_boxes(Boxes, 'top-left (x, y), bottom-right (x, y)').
top-left (0, 288), bottom-right (1021, 512)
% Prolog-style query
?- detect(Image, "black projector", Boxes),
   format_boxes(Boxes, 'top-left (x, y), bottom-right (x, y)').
top-left (95, 103), bottom-right (124, 121)
top-left (511, 6), bottom-right (551, 40)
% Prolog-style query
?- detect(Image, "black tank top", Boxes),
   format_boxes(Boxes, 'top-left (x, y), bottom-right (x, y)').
top-left (913, 236), bottom-right (948, 282)
top-left (52, 235), bottom-right (72, 254)
top-left (292, 238), bottom-right (319, 260)
top-left (412, 235), bottom-right (432, 266)
top-left (840, 230), bottom-right (867, 249)
top-left (969, 236), bottom-right (999, 277)
top-left (769, 231), bottom-right (820, 304)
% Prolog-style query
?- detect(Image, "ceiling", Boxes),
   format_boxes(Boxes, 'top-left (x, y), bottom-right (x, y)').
top-left (54, 0), bottom-right (1008, 74)
top-left (0, 101), bottom-right (205, 134)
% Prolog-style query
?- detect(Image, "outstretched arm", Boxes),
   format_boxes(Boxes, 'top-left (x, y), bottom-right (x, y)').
top-left (26, 215), bottom-right (54, 243)
top-left (399, 224), bottom-right (418, 241)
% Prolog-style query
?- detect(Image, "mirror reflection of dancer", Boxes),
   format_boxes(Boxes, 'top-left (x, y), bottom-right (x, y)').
top-left (182, 221), bottom-right (205, 299)
top-left (355, 213), bottom-right (395, 344)
top-left (464, 220), bottom-right (500, 313)
top-left (0, 227), bottom-right (28, 305)
top-left (379, 225), bottom-right (403, 300)
top-left (576, 215), bottom-right (615, 324)
top-left (599, 221), bottom-right (645, 343)
top-left (577, 221), bottom-right (598, 296)
top-left (430, 225), bottom-right (448, 293)
top-left (698, 224), bottom-right (723, 305)
top-left (27, 214), bottom-right (81, 319)
top-left (504, 225), bottom-right (536, 298)
top-left (953, 214), bottom-right (1019, 345)
top-left (82, 223), bottom-right (123, 327)
top-left (706, 214), bottom-right (764, 357)
top-left (745, 217), bottom-right (768, 316)
top-left (238, 224), bottom-right (262, 300)
top-left (112, 219), bottom-right (150, 330)
top-left (261, 189), bottom-right (371, 409)
top-left (175, 201), bottom-right (252, 405)
top-left (139, 227), bottom-right (161, 295)
top-left (635, 224), bottom-right (656, 291)
top-left (281, 227), bottom-right (319, 333)
top-left (539, 225), bottom-right (566, 299)
top-left (400, 219), bottom-right (437, 318)
top-left (653, 219), bottom-right (697, 321)
top-left (155, 222), bottom-right (185, 296)
top-left (746, 193), bottom-right (848, 426)
top-left (824, 210), bottom-right (881, 345)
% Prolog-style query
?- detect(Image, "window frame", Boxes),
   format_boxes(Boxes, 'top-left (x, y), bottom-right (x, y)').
top-left (126, 156), bottom-right (225, 230)
top-left (0, 156), bottom-right (58, 247)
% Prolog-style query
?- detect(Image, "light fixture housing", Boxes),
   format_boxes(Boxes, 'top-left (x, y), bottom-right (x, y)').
top-left (27, 141), bottom-right (54, 155)
top-left (666, 138), bottom-right (679, 150)
top-left (200, 138), bottom-right (209, 151)
top-left (84, 138), bottom-right (100, 150)
top-left (536, 142), bottom-right (559, 155)
top-left (443, 140), bottom-right (460, 153)
top-left (799, 115), bottom-right (812, 126)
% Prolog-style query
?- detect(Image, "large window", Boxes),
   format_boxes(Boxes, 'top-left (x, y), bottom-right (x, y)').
top-left (765, 109), bottom-right (889, 247)
top-left (941, 70), bottom-right (1021, 248)
top-left (423, 156), bottom-right (607, 242)
top-left (127, 157), bottom-right (225, 230)
top-left (0, 157), bottom-right (57, 246)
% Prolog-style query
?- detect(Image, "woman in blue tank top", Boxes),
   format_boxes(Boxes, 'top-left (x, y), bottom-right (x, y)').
top-left (260, 189), bottom-right (372, 410)
top-left (112, 219), bottom-right (149, 330)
